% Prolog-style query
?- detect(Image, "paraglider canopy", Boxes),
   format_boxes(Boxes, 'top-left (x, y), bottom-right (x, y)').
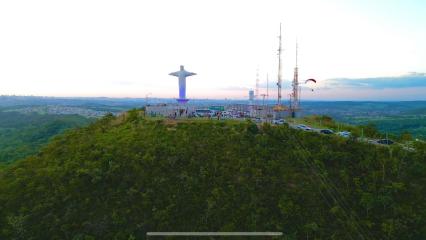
top-left (305, 79), bottom-right (317, 84)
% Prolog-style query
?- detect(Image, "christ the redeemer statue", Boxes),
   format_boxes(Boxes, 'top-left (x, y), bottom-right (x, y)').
top-left (169, 65), bottom-right (196, 104)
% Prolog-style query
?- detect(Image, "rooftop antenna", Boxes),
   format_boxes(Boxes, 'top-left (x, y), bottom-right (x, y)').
top-left (290, 40), bottom-right (300, 118)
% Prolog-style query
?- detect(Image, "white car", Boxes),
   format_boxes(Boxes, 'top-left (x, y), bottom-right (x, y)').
top-left (337, 131), bottom-right (351, 138)
top-left (273, 119), bottom-right (285, 125)
top-left (296, 124), bottom-right (312, 131)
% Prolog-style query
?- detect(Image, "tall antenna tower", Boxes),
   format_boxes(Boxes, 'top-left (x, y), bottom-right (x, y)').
top-left (266, 73), bottom-right (269, 101)
top-left (290, 41), bottom-right (300, 118)
top-left (277, 23), bottom-right (283, 106)
top-left (255, 68), bottom-right (260, 101)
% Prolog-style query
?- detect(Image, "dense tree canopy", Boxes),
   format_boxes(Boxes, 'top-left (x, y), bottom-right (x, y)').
top-left (0, 111), bottom-right (92, 163)
top-left (0, 112), bottom-right (425, 239)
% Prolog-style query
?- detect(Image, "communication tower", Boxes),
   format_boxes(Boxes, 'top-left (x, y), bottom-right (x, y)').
top-left (255, 68), bottom-right (260, 101)
top-left (277, 23), bottom-right (283, 106)
top-left (290, 41), bottom-right (300, 118)
top-left (266, 73), bottom-right (269, 101)
top-left (274, 23), bottom-right (286, 112)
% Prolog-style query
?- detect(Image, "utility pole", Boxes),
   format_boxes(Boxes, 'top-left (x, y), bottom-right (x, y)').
top-left (262, 73), bottom-right (270, 121)
top-left (259, 71), bottom-right (267, 109)
top-left (260, 93), bottom-right (267, 109)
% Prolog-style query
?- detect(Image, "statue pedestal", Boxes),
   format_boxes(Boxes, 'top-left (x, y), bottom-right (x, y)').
top-left (176, 98), bottom-right (189, 104)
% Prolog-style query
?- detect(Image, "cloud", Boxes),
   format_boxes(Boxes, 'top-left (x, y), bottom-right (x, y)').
top-left (218, 73), bottom-right (426, 101)
top-left (324, 72), bottom-right (426, 89)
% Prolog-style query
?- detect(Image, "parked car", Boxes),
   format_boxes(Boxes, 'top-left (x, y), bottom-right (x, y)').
top-left (320, 129), bottom-right (334, 135)
top-left (376, 139), bottom-right (394, 145)
top-left (337, 131), bottom-right (351, 138)
top-left (195, 109), bottom-right (214, 117)
top-left (273, 119), bottom-right (285, 125)
top-left (296, 124), bottom-right (312, 131)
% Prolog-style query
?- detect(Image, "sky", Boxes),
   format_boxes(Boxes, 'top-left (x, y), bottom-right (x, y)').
top-left (0, 0), bottom-right (425, 100)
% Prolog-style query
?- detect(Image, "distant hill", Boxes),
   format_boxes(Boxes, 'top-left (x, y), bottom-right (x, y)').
top-left (0, 111), bottom-right (425, 239)
top-left (406, 107), bottom-right (426, 115)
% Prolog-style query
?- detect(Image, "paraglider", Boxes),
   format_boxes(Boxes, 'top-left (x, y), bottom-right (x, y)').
top-left (304, 78), bottom-right (317, 91)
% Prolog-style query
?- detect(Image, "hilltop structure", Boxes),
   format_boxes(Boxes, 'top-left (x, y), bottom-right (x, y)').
top-left (290, 41), bottom-right (301, 118)
top-left (273, 23), bottom-right (287, 118)
top-left (169, 65), bottom-right (196, 104)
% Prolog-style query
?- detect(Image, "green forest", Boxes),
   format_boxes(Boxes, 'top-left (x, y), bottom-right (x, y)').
top-left (0, 111), bottom-right (426, 239)
top-left (343, 115), bottom-right (426, 140)
top-left (0, 111), bottom-right (92, 163)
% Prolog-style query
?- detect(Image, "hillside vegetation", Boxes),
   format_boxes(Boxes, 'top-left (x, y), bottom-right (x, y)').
top-left (300, 101), bottom-right (426, 140)
top-left (346, 116), bottom-right (426, 140)
top-left (293, 115), bottom-right (405, 140)
top-left (0, 111), bottom-right (92, 163)
top-left (0, 111), bottom-right (426, 239)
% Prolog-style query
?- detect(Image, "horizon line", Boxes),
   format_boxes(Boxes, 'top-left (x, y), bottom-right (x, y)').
top-left (1, 95), bottom-right (426, 102)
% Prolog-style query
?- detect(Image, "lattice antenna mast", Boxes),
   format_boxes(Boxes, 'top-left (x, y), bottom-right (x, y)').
top-left (255, 67), bottom-right (260, 100)
top-left (291, 40), bottom-right (300, 117)
top-left (277, 23), bottom-right (283, 106)
top-left (266, 73), bottom-right (269, 100)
